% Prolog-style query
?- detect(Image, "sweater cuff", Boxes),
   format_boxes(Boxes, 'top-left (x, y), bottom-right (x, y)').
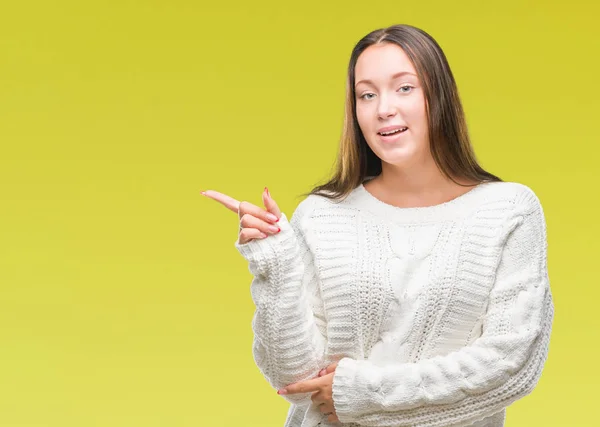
top-left (332, 357), bottom-right (372, 423)
top-left (234, 212), bottom-right (299, 277)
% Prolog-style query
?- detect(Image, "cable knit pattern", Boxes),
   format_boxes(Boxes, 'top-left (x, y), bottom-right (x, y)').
top-left (235, 180), bottom-right (554, 427)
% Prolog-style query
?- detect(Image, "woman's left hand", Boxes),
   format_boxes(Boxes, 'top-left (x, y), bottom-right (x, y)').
top-left (278, 362), bottom-right (340, 423)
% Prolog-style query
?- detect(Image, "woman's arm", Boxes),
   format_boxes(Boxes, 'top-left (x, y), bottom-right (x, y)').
top-left (235, 196), bottom-right (329, 405)
top-left (331, 187), bottom-right (554, 427)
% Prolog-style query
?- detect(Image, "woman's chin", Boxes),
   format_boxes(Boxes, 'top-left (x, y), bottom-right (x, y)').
top-left (375, 145), bottom-right (417, 165)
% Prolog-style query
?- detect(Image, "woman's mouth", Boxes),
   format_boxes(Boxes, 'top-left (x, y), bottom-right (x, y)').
top-left (377, 127), bottom-right (408, 142)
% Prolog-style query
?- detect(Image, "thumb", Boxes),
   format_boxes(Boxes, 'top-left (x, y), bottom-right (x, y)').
top-left (325, 361), bottom-right (339, 374)
top-left (262, 187), bottom-right (282, 219)
top-left (318, 361), bottom-right (339, 377)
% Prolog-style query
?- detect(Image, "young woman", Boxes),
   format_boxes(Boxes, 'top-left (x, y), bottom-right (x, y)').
top-left (202, 24), bottom-right (554, 427)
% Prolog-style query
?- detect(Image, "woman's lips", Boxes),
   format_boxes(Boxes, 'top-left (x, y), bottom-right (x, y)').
top-left (377, 127), bottom-right (408, 142)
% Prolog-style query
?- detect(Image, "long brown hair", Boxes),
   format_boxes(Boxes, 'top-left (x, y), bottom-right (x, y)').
top-left (301, 24), bottom-right (501, 201)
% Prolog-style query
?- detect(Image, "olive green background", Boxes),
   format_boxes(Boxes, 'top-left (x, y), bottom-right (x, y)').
top-left (0, 1), bottom-right (597, 426)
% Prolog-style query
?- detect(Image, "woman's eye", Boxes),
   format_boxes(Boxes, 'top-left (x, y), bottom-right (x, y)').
top-left (359, 86), bottom-right (413, 100)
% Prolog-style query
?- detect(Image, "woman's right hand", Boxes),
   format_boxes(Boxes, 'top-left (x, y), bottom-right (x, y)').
top-left (201, 186), bottom-right (282, 245)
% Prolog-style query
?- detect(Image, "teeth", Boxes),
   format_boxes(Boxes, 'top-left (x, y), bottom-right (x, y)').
top-left (380, 127), bottom-right (407, 136)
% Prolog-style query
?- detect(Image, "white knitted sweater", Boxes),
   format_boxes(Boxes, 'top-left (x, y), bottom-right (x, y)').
top-left (235, 180), bottom-right (554, 427)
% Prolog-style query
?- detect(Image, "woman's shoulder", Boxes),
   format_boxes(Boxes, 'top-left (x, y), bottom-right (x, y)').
top-left (481, 181), bottom-right (543, 211)
top-left (290, 191), bottom-right (342, 224)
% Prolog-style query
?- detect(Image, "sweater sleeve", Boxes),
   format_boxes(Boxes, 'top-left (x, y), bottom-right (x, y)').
top-left (331, 188), bottom-right (555, 427)
top-left (234, 197), bottom-right (329, 405)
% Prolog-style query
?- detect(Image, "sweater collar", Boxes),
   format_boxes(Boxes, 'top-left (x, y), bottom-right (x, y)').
top-left (346, 179), bottom-right (496, 224)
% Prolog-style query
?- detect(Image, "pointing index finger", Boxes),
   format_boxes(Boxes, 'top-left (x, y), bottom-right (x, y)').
top-left (201, 190), bottom-right (240, 214)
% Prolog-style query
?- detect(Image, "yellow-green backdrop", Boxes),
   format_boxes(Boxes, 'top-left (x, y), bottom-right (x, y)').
top-left (0, 1), bottom-right (597, 426)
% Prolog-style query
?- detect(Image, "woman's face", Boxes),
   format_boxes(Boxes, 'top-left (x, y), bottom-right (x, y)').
top-left (354, 43), bottom-right (430, 169)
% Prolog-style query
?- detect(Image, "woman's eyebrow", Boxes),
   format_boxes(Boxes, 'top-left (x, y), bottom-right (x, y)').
top-left (355, 71), bottom-right (417, 88)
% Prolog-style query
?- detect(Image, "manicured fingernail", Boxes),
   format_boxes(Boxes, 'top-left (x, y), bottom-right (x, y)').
top-left (265, 187), bottom-right (270, 198)
top-left (277, 389), bottom-right (287, 395)
top-left (200, 191), bottom-right (206, 196)
top-left (266, 213), bottom-right (278, 222)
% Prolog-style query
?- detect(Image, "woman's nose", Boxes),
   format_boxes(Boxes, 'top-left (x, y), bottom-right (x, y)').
top-left (377, 98), bottom-right (396, 118)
